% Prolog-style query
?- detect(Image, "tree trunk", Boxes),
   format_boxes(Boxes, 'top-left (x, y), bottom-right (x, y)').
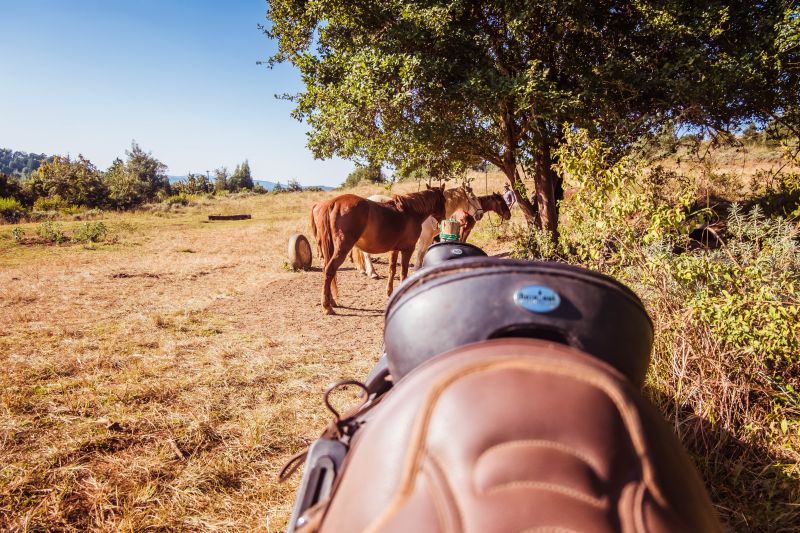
top-left (532, 140), bottom-right (559, 234)
top-left (500, 162), bottom-right (538, 224)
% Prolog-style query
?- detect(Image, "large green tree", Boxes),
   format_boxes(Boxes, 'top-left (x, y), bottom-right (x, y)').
top-left (229, 160), bottom-right (255, 191)
top-left (104, 142), bottom-right (170, 208)
top-left (266, 0), bottom-right (793, 231)
top-left (27, 155), bottom-right (107, 208)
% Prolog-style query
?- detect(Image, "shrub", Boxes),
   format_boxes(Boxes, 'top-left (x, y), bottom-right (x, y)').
top-left (514, 128), bottom-right (800, 529)
top-left (11, 226), bottom-right (25, 242)
top-left (0, 173), bottom-right (22, 200)
top-left (164, 194), bottom-right (190, 207)
top-left (27, 155), bottom-right (107, 208)
top-left (73, 221), bottom-right (108, 243)
top-left (32, 195), bottom-right (68, 212)
top-left (35, 221), bottom-right (67, 244)
top-left (172, 173), bottom-right (214, 195)
top-left (0, 196), bottom-right (26, 222)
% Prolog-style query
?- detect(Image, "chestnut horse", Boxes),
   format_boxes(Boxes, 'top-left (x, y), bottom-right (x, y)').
top-left (354, 186), bottom-right (482, 279)
top-left (415, 192), bottom-right (511, 267)
top-left (459, 192), bottom-right (512, 242)
top-left (311, 186), bottom-right (446, 314)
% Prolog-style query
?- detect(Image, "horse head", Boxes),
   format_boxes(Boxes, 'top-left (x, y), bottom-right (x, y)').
top-left (492, 192), bottom-right (512, 220)
top-left (459, 185), bottom-right (484, 220)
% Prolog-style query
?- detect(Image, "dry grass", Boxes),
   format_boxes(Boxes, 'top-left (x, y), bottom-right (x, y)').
top-left (656, 142), bottom-right (800, 202)
top-left (0, 178), bottom-right (522, 531)
top-left (1, 150), bottom-right (792, 530)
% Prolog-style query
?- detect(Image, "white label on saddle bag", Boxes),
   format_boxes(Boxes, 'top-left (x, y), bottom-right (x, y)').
top-left (514, 285), bottom-right (561, 313)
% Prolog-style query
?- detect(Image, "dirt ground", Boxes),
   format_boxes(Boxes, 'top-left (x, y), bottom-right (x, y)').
top-left (0, 177), bottom-right (519, 531)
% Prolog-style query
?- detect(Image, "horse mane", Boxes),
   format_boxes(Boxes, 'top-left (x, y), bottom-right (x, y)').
top-left (392, 189), bottom-right (442, 215)
top-left (479, 192), bottom-right (504, 206)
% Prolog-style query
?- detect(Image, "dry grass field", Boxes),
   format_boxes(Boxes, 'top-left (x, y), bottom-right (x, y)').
top-left (0, 176), bottom-right (520, 531)
top-left (1, 149), bottom-right (795, 531)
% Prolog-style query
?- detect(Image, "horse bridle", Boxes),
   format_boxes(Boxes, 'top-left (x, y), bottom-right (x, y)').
top-left (467, 193), bottom-right (485, 220)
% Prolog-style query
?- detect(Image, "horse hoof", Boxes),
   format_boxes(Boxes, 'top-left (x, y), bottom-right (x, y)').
top-left (323, 306), bottom-right (336, 315)
top-left (369, 273), bottom-right (380, 280)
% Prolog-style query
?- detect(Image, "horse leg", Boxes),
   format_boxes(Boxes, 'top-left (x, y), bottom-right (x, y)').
top-left (400, 248), bottom-right (413, 282)
top-left (363, 251), bottom-right (379, 279)
top-left (322, 251), bottom-right (347, 314)
top-left (461, 217), bottom-right (476, 242)
top-left (416, 220), bottom-right (435, 269)
top-left (352, 246), bottom-right (366, 275)
top-left (387, 250), bottom-right (399, 296)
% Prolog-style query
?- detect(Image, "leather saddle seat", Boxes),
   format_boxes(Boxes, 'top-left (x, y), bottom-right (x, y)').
top-left (314, 339), bottom-right (720, 532)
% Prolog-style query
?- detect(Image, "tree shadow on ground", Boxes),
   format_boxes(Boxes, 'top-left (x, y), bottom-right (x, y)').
top-left (645, 388), bottom-right (799, 532)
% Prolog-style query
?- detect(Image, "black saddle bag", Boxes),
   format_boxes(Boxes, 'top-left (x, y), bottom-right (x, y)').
top-left (384, 257), bottom-right (654, 386)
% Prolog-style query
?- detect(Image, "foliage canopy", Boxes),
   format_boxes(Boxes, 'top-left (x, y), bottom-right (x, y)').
top-left (266, 0), bottom-right (798, 230)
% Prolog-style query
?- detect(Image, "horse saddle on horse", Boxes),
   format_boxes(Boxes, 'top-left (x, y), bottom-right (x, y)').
top-left (283, 253), bottom-right (721, 532)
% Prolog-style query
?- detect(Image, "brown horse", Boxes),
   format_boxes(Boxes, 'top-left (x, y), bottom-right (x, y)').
top-left (459, 192), bottom-right (512, 242)
top-left (355, 186), bottom-right (482, 279)
top-left (414, 192), bottom-right (511, 266)
top-left (311, 186), bottom-right (446, 314)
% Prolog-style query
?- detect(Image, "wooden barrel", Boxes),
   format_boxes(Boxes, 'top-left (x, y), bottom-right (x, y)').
top-left (288, 233), bottom-right (313, 270)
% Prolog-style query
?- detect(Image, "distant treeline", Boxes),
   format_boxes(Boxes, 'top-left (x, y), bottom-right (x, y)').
top-left (0, 149), bottom-right (53, 177)
top-left (0, 144), bottom-right (316, 222)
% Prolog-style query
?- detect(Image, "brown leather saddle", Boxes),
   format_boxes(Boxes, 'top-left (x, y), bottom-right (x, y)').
top-left (283, 255), bottom-right (721, 532)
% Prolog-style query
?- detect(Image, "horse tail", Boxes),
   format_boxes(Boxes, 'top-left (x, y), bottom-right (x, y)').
top-left (310, 204), bottom-right (324, 261)
top-left (317, 203), bottom-right (339, 298)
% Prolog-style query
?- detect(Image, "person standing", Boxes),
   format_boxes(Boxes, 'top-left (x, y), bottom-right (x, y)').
top-left (502, 183), bottom-right (517, 209)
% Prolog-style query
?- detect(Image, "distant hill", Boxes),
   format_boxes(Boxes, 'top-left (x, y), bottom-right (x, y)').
top-left (168, 175), bottom-right (333, 191)
top-left (0, 148), bottom-right (53, 177)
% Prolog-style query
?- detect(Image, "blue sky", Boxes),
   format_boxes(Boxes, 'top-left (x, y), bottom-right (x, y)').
top-left (0, 0), bottom-right (354, 186)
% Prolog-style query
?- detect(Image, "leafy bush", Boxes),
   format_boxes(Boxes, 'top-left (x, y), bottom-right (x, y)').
top-left (164, 194), bottom-right (190, 206)
top-left (172, 173), bottom-right (214, 195)
top-left (514, 129), bottom-right (800, 530)
top-left (11, 226), bottom-right (25, 242)
top-left (286, 179), bottom-right (303, 192)
top-left (0, 196), bottom-right (26, 222)
top-left (26, 156), bottom-right (107, 208)
top-left (73, 221), bottom-right (108, 243)
top-left (35, 221), bottom-right (67, 244)
top-left (0, 173), bottom-right (22, 200)
top-left (32, 195), bottom-right (68, 212)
